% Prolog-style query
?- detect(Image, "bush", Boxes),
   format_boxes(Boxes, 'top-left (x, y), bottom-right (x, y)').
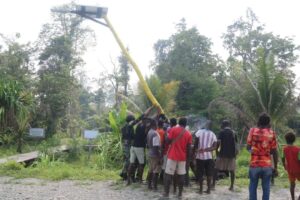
top-left (0, 161), bottom-right (24, 171)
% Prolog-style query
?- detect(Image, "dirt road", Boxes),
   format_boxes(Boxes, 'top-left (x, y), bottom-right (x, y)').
top-left (0, 177), bottom-right (292, 200)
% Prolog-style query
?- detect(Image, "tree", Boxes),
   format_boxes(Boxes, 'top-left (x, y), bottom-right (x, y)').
top-left (118, 50), bottom-right (132, 96)
top-left (0, 34), bottom-right (34, 88)
top-left (223, 8), bottom-right (299, 73)
top-left (0, 80), bottom-right (33, 152)
top-left (36, 3), bottom-right (95, 136)
top-left (217, 9), bottom-right (299, 131)
top-left (210, 49), bottom-right (296, 130)
top-left (153, 19), bottom-right (223, 111)
top-left (136, 75), bottom-right (180, 115)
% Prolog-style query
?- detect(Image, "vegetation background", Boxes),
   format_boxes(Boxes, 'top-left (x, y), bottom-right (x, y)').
top-left (0, 3), bottom-right (299, 188)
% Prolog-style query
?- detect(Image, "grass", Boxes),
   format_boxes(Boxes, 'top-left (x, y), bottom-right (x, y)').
top-left (0, 153), bottom-right (120, 181)
top-left (0, 136), bottom-right (63, 158)
top-left (0, 136), bottom-right (294, 189)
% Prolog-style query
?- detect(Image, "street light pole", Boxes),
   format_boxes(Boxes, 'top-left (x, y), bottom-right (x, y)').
top-left (53, 5), bottom-right (164, 114)
top-left (102, 16), bottom-right (164, 114)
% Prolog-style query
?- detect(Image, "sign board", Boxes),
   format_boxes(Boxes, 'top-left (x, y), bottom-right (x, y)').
top-left (29, 128), bottom-right (45, 138)
top-left (83, 130), bottom-right (99, 139)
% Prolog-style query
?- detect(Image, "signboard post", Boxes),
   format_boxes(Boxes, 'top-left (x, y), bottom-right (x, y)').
top-left (83, 130), bottom-right (99, 160)
top-left (29, 128), bottom-right (45, 138)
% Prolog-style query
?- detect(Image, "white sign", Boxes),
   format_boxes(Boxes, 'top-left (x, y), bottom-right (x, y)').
top-left (84, 130), bottom-right (99, 139)
top-left (29, 128), bottom-right (45, 138)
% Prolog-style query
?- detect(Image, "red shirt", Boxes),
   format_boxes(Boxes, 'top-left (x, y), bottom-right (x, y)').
top-left (167, 126), bottom-right (192, 161)
top-left (283, 145), bottom-right (300, 174)
top-left (247, 127), bottom-right (277, 168)
top-left (163, 127), bottom-right (174, 155)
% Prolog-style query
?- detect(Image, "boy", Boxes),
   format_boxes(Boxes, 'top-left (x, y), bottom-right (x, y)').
top-left (282, 132), bottom-right (300, 200)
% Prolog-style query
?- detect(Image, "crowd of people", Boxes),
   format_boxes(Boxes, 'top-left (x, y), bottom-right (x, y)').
top-left (119, 108), bottom-right (300, 200)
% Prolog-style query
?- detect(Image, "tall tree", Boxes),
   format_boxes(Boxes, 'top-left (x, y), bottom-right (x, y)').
top-left (210, 49), bottom-right (296, 130)
top-left (223, 8), bottom-right (299, 73)
top-left (153, 19), bottom-right (223, 111)
top-left (118, 50), bottom-right (132, 97)
top-left (216, 9), bottom-right (299, 130)
top-left (0, 34), bottom-right (34, 88)
top-left (36, 3), bottom-right (95, 136)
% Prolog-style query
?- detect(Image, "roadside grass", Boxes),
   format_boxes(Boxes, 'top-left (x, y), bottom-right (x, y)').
top-left (0, 136), bottom-right (63, 158)
top-left (0, 138), bottom-right (292, 189)
top-left (0, 153), bottom-right (120, 181)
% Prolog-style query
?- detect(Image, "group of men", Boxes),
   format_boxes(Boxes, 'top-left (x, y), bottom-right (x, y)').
top-left (120, 108), bottom-right (239, 198)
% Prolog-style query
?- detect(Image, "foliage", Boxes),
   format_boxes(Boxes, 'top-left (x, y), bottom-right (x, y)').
top-left (0, 153), bottom-right (119, 180)
top-left (35, 3), bottom-right (95, 136)
top-left (0, 34), bottom-right (34, 88)
top-left (118, 51), bottom-right (132, 96)
top-left (208, 9), bottom-right (298, 133)
top-left (137, 75), bottom-right (180, 114)
top-left (152, 19), bottom-right (223, 111)
top-left (96, 102), bottom-right (127, 169)
top-left (0, 161), bottom-right (24, 171)
top-left (0, 80), bottom-right (34, 152)
top-left (223, 8), bottom-right (299, 73)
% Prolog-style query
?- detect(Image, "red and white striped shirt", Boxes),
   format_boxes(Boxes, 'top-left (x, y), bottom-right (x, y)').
top-left (195, 129), bottom-right (217, 160)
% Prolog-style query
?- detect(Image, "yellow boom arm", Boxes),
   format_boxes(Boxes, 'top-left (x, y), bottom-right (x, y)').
top-left (103, 16), bottom-right (164, 114)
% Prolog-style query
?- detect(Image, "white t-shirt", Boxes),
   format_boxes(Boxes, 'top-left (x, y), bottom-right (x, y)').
top-left (195, 129), bottom-right (217, 160)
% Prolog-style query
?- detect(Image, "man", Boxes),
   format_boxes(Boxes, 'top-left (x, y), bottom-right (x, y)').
top-left (121, 106), bottom-right (153, 182)
top-left (164, 117), bottom-right (192, 198)
top-left (127, 117), bottom-right (148, 185)
top-left (214, 120), bottom-right (237, 191)
top-left (247, 113), bottom-right (278, 200)
top-left (147, 119), bottom-right (162, 190)
top-left (120, 114), bottom-right (136, 180)
top-left (157, 120), bottom-right (166, 183)
top-left (194, 120), bottom-right (217, 194)
top-left (160, 118), bottom-right (177, 183)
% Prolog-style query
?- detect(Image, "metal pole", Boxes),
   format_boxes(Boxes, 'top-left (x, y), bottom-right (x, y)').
top-left (103, 16), bottom-right (164, 114)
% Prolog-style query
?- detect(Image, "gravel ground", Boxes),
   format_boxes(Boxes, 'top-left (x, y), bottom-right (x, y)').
top-left (0, 177), bottom-right (293, 200)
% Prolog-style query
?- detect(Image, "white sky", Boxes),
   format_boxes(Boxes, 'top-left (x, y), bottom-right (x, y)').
top-left (1, 0), bottom-right (300, 90)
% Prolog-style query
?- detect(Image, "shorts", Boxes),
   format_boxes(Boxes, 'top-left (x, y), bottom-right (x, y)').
top-left (215, 157), bottom-right (236, 171)
top-left (165, 159), bottom-right (186, 175)
top-left (288, 172), bottom-right (300, 183)
top-left (196, 159), bottom-right (214, 178)
top-left (162, 155), bottom-right (167, 170)
top-left (130, 147), bottom-right (145, 164)
top-left (149, 157), bottom-right (161, 173)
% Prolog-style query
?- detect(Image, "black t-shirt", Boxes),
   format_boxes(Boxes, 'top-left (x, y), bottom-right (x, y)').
top-left (121, 124), bottom-right (134, 141)
top-left (133, 123), bottom-right (147, 148)
top-left (218, 127), bottom-right (237, 158)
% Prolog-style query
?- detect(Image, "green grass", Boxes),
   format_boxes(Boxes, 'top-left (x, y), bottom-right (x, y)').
top-left (0, 138), bottom-right (294, 189)
top-left (0, 136), bottom-right (64, 158)
top-left (0, 153), bottom-right (120, 181)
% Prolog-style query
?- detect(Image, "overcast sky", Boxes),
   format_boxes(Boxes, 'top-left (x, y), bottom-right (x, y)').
top-left (1, 0), bottom-right (300, 89)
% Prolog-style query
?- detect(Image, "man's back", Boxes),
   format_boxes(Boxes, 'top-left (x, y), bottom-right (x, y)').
top-left (247, 127), bottom-right (277, 167)
top-left (147, 128), bottom-right (161, 158)
top-left (167, 126), bottom-right (192, 161)
top-left (195, 128), bottom-right (217, 160)
top-left (218, 128), bottom-right (236, 158)
top-left (133, 123), bottom-right (147, 148)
